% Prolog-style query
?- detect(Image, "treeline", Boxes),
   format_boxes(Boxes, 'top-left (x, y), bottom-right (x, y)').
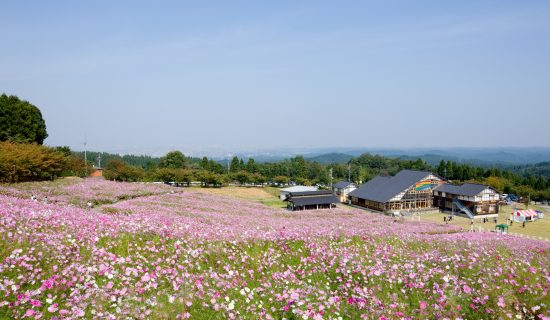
top-left (72, 151), bottom-right (162, 169)
top-left (100, 151), bottom-right (550, 200)
top-left (433, 160), bottom-right (550, 201)
top-left (0, 142), bottom-right (87, 182)
top-left (2, 141), bottom-right (549, 200)
top-left (508, 161), bottom-right (550, 178)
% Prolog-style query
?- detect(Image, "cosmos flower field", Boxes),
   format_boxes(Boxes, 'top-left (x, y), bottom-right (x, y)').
top-left (0, 179), bottom-right (549, 319)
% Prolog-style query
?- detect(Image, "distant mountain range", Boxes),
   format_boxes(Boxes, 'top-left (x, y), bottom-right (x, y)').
top-left (304, 153), bottom-right (355, 164)
top-left (212, 147), bottom-right (550, 166)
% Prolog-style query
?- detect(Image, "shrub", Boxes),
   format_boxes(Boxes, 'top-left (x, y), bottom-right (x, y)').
top-left (0, 142), bottom-right (66, 182)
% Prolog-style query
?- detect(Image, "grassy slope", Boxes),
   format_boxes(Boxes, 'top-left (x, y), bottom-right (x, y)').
top-left (419, 204), bottom-right (550, 240)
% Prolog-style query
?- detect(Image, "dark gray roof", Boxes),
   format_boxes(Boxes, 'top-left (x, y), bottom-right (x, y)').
top-left (435, 183), bottom-right (494, 197)
top-left (288, 190), bottom-right (333, 197)
top-left (334, 181), bottom-right (354, 189)
top-left (289, 195), bottom-right (339, 206)
top-left (349, 170), bottom-right (433, 203)
top-left (434, 184), bottom-right (462, 194)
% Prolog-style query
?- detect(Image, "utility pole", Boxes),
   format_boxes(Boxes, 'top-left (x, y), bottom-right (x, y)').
top-left (348, 164), bottom-right (351, 182)
top-left (84, 139), bottom-right (88, 177)
top-left (329, 168), bottom-right (333, 189)
top-left (84, 142), bottom-right (88, 176)
top-left (98, 153), bottom-right (102, 168)
top-left (227, 155), bottom-right (230, 174)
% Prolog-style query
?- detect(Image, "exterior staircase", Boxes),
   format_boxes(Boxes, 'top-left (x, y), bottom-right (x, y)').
top-left (452, 198), bottom-right (475, 219)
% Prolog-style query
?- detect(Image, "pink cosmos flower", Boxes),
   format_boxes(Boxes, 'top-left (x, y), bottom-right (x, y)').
top-left (48, 303), bottom-right (58, 313)
top-left (24, 309), bottom-right (36, 317)
top-left (419, 301), bottom-right (427, 310)
top-left (30, 300), bottom-right (41, 307)
top-left (463, 285), bottom-right (472, 294)
top-left (497, 297), bottom-right (505, 308)
top-left (74, 308), bottom-right (85, 317)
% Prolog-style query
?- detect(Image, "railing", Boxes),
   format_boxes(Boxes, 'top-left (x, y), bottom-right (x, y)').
top-left (453, 198), bottom-right (475, 219)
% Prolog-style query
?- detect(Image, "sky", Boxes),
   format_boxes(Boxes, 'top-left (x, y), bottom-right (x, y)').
top-left (2, 0), bottom-right (550, 156)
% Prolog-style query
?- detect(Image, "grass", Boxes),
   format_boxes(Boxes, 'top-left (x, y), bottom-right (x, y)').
top-left (195, 186), bottom-right (287, 209)
top-left (418, 203), bottom-right (550, 240)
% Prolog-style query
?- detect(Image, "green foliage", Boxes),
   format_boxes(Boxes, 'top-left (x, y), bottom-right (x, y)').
top-left (103, 159), bottom-right (144, 182)
top-left (0, 94), bottom-right (48, 144)
top-left (195, 170), bottom-right (225, 187)
top-left (273, 175), bottom-right (290, 185)
top-left (230, 156), bottom-right (240, 173)
top-left (153, 168), bottom-right (194, 184)
top-left (233, 171), bottom-right (252, 185)
top-left (246, 158), bottom-right (257, 173)
top-left (72, 151), bottom-right (161, 169)
top-left (158, 151), bottom-right (187, 169)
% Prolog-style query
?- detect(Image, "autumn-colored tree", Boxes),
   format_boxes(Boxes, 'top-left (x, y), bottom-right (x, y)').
top-left (0, 142), bottom-right (66, 182)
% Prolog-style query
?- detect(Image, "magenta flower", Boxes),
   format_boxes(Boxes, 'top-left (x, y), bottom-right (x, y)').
top-left (29, 299), bottom-right (41, 307)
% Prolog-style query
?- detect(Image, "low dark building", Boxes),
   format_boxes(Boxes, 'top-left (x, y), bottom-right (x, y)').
top-left (285, 190), bottom-right (339, 211)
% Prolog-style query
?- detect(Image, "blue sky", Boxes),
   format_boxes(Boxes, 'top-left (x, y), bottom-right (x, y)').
top-left (2, 1), bottom-right (550, 155)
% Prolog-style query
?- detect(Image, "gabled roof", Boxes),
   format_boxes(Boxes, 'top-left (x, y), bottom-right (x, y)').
top-left (435, 183), bottom-right (496, 197)
top-left (289, 195), bottom-right (339, 206)
top-left (349, 170), bottom-right (434, 203)
top-left (334, 181), bottom-right (355, 189)
top-left (280, 186), bottom-right (318, 193)
top-left (288, 190), bottom-right (333, 197)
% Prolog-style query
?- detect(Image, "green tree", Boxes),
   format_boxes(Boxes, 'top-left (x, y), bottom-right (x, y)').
top-left (234, 171), bottom-right (252, 185)
top-left (230, 156), bottom-right (240, 173)
top-left (103, 159), bottom-right (144, 182)
top-left (436, 160), bottom-right (446, 177)
top-left (0, 94), bottom-right (48, 144)
top-left (445, 161), bottom-right (454, 180)
top-left (200, 156), bottom-right (209, 170)
top-left (246, 158), bottom-right (257, 173)
top-left (274, 175), bottom-right (290, 186)
top-left (291, 156), bottom-right (307, 179)
top-left (158, 151), bottom-right (187, 169)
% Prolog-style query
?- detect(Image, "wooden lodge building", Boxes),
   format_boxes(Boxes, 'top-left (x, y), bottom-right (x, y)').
top-left (433, 183), bottom-right (500, 218)
top-left (285, 190), bottom-right (339, 211)
top-left (348, 170), bottom-right (445, 213)
top-left (332, 181), bottom-right (357, 203)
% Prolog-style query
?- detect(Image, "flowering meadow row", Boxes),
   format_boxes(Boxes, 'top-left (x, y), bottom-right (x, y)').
top-left (0, 179), bottom-right (549, 319)
top-left (0, 178), bottom-right (174, 207)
